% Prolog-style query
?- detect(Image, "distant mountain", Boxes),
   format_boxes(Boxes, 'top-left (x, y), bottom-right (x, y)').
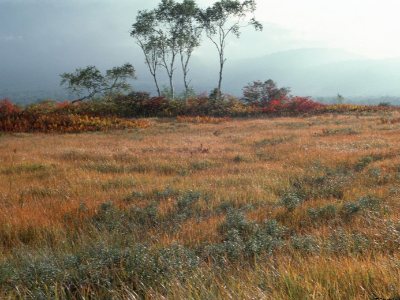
top-left (3, 47), bottom-right (400, 104)
top-left (297, 57), bottom-right (400, 96)
top-left (221, 48), bottom-right (400, 98)
top-left (233, 48), bottom-right (365, 70)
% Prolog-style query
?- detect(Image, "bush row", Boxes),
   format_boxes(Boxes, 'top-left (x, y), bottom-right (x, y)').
top-left (0, 98), bottom-right (150, 133)
top-left (1, 94), bottom-right (397, 133)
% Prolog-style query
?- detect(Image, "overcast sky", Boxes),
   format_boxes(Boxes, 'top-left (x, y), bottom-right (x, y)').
top-left (1, 0), bottom-right (400, 94)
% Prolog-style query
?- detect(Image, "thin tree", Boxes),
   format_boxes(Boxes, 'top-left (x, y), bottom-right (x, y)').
top-left (131, 2), bottom-right (179, 99)
top-left (155, 0), bottom-right (182, 99)
top-left (131, 10), bottom-right (162, 96)
top-left (131, 0), bottom-right (202, 101)
top-left (174, 0), bottom-right (202, 105)
top-left (200, 0), bottom-right (262, 99)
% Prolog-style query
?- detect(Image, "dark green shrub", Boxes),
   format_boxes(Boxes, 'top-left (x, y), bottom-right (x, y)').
top-left (218, 210), bottom-right (253, 237)
top-left (358, 195), bottom-right (381, 211)
top-left (223, 229), bottom-right (246, 260)
top-left (368, 167), bottom-right (381, 178)
top-left (92, 201), bottom-right (122, 231)
top-left (113, 92), bottom-right (168, 117)
top-left (244, 219), bottom-right (287, 256)
top-left (325, 228), bottom-right (370, 254)
top-left (355, 156), bottom-right (373, 171)
top-left (307, 205), bottom-right (336, 222)
top-left (129, 202), bottom-right (159, 226)
top-left (176, 190), bottom-right (203, 221)
top-left (216, 212), bottom-right (287, 259)
top-left (290, 235), bottom-right (318, 253)
top-left (281, 193), bottom-right (302, 211)
top-left (233, 154), bottom-right (247, 163)
top-left (341, 201), bottom-right (361, 218)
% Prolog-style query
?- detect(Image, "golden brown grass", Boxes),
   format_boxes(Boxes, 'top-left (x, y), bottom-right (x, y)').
top-left (1, 112), bottom-right (400, 298)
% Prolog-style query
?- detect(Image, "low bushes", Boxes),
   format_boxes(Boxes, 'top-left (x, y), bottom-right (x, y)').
top-left (0, 98), bottom-right (149, 133)
top-left (1, 94), bottom-right (398, 134)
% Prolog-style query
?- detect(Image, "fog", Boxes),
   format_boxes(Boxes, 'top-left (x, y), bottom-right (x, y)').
top-left (1, 0), bottom-right (400, 103)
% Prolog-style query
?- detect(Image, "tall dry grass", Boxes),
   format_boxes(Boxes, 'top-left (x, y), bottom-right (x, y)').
top-left (1, 112), bottom-right (400, 299)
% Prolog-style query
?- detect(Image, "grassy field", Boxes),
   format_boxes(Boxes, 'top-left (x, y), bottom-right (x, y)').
top-left (1, 113), bottom-right (400, 299)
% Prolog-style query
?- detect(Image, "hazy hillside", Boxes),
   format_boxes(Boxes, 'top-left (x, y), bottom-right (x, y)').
top-left (301, 57), bottom-right (400, 96)
top-left (222, 48), bottom-right (400, 97)
top-left (2, 47), bottom-right (400, 104)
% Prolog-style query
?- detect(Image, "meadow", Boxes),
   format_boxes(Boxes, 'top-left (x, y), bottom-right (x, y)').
top-left (1, 112), bottom-right (400, 299)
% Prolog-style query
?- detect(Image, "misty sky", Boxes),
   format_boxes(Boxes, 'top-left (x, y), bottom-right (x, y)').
top-left (1, 0), bottom-right (400, 96)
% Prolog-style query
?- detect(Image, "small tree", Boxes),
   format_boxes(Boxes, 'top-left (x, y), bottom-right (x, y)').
top-left (242, 79), bottom-right (290, 107)
top-left (337, 93), bottom-right (344, 104)
top-left (200, 0), bottom-right (262, 99)
top-left (60, 63), bottom-right (136, 103)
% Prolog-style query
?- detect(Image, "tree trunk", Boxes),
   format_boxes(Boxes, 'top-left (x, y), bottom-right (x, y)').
top-left (180, 51), bottom-right (190, 106)
top-left (217, 50), bottom-right (225, 101)
top-left (169, 75), bottom-right (175, 100)
top-left (153, 74), bottom-right (161, 97)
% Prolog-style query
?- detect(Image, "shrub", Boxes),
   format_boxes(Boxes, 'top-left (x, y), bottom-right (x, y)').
top-left (284, 96), bottom-right (326, 114)
top-left (0, 98), bottom-right (22, 118)
top-left (129, 202), bottom-right (159, 226)
top-left (290, 235), bottom-right (318, 253)
top-left (218, 210), bottom-right (253, 237)
top-left (358, 195), bottom-right (382, 211)
top-left (355, 156), bottom-right (373, 171)
top-left (242, 79), bottom-right (290, 107)
top-left (307, 205), bottom-right (337, 222)
top-left (185, 94), bottom-right (215, 116)
top-left (281, 193), bottom-right (302, 212)
top-left (92, 200), bottom-right (160, 231)
top-left (207, 214), bottom-right (287, 262)
top-left (341, 201), bottom-right (361, 217)
top-left (113, 92), bottom-right (168, 117)
top-left (325, 228), bottom-right (370, 254)
top-left (176, 190), bottom-right (203, 220)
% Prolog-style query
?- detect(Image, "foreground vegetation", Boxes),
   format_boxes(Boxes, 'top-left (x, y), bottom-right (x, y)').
top-left (1, 111), bottom-right (400, 299)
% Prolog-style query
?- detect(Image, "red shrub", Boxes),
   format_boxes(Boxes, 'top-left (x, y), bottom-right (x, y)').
top-left (285, 96), bottom-right (326, 114)
top-left (0, 98), bottom-right (22, 118)
top-left (261, 96), bottom-right (326, 116)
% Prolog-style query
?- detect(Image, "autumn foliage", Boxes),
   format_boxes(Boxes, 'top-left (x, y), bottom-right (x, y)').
top-left (0, 98), bottom-right (149, 133)
top-left (1, 90), bottom-right (398, 134)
